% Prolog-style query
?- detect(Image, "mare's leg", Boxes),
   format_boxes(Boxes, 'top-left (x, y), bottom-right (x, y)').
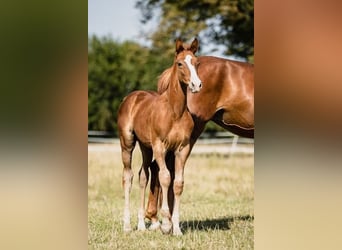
top-left (145, 160), bottom-right (161, 230)
top-left (172, 144), bottom-right (191, 236)
top-left (166, 152), bottom-right (175, 215)
top-left (153, 142), bottom-right (172, 234)
top-left (137, 143), bottom-right (152, 231)
top-left (120, 132), bottom-right (136, 232)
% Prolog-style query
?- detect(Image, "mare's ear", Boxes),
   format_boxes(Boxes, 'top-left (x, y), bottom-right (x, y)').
top-left (175, 38), bottom-right (184, 54)
top-left (190, 38), bottom-right (199, 54)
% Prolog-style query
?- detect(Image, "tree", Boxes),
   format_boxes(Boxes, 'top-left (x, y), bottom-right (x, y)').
top-left (136, 0), bottom-right (254, 62)
top-left (88, 36), bottom-right (171, 134)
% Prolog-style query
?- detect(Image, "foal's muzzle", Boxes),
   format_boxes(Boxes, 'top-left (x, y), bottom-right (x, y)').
top-left (190, 81), bottom-right (202, 93)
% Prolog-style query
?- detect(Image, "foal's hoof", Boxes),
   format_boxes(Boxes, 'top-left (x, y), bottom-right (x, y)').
top-left (161, 222), bottom-right (172, 234)
top-left (123, 225), bottom-right (132, 233)
top-left (172, 227), bottom-right (183, 236)
top-left (149, 221), bottom-right (160, 231)
top-left (137, 222), bottom-right (146, 231)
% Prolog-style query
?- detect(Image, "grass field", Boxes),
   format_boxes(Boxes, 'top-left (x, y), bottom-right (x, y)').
top-left (88, 144), bottom-right (254, 249)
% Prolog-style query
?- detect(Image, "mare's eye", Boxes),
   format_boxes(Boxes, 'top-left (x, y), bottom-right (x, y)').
top-left (177, 62), bottom-right (182, 67)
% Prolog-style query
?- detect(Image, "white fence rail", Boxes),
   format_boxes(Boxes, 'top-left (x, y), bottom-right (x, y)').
top-left (88, 131), bottom-right (254, 156)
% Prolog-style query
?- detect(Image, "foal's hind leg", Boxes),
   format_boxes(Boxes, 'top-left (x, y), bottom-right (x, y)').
top-left (137, 143), bottom-right (152, 231)
top-left (120, 131), bottom-right (136, 232)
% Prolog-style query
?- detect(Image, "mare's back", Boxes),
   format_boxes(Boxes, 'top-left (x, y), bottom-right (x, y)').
top-left (186, 56), bottom-right (254, 137)
top-left (188, 56), bottom-right (253, 117)
top-left (198, 56), bottom-right (253, 90)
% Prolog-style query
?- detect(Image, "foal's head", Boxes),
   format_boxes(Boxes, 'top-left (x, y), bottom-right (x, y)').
top-left (174, 38), bottom-right (202, 93)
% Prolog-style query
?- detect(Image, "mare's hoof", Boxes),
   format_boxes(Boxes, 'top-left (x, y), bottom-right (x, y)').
top-left (149, 221), bottom-right (160, 231)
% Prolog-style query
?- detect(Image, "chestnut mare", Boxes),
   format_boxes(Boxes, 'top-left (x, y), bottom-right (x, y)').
top-left (145, 55), bottom-right (254, 230)
top-left (117, 38), bottom-right (202, 236)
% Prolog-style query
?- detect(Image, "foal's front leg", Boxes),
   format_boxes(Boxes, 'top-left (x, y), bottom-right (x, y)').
top-left (172, 144), bottom-right (190, 236)
top-left (146, 152), bottom-right (174, 231)
top-left (153, 143), bottom-right (172, 234)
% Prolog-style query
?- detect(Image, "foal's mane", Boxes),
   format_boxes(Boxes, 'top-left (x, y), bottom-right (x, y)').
top-left (157, 67), bottom-right (172, 94)
top-left (157, 43), bottom-right (196, 95)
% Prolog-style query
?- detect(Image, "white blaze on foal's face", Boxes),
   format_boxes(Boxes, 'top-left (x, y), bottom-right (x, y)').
top-left (184, 54), bottom-right (202, 93)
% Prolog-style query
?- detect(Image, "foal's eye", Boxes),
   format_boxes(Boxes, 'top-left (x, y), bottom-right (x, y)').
top-left (177, 62), bottom-right (182, 67)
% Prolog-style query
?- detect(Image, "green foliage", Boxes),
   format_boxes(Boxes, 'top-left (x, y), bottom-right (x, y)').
top-left (88, 36), bottom-right (172, 135)
top-left (204, 121), bottom-right (226, 134)
top-left (136, 0), bottom-right (254, 62)
top-left (89, 1), bottom-right (254, 135)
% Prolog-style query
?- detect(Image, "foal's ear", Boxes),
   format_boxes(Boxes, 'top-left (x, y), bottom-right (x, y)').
top-left (190, 38), bottom-right (199, 54)
top-left (175, 39), bottom-right (184, 54)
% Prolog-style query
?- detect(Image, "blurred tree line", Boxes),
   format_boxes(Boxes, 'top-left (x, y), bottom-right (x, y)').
top-left (88, 0), bottom-right (253, 136)
top-left (136, 0), bottom-right (254, 62)
top-left (88, 36), bottom-right (172, 134)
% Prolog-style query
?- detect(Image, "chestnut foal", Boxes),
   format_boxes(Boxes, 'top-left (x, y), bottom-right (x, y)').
top-left (117, 38), bottom-right (202, 235)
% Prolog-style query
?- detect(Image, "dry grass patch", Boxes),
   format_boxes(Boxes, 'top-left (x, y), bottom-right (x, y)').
top-left (89, 144), bottom-right (254, 249)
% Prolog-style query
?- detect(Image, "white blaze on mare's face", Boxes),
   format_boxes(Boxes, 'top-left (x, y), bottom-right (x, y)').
top-left (184, 54), bottom-right (202, 92)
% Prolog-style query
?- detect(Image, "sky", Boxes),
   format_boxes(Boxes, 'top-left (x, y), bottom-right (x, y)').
top-left (88, 0), bottom-right (227, 57)
top-left (88, 0), bottom-right (144, 41)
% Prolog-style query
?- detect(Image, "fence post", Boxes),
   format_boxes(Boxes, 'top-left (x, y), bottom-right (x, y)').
top-left (229, 135), bottom-right (239, 155)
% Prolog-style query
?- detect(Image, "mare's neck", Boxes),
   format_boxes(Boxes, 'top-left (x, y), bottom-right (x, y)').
top-left (166, 65), bottom-right (187, 119)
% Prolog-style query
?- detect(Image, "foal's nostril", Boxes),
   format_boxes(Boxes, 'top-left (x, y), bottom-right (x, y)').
top-left (199, 83), bottom-right (202, 89)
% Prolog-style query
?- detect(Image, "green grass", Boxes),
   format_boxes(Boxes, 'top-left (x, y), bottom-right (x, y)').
top-left (88, 144), bottom-right (254, 249)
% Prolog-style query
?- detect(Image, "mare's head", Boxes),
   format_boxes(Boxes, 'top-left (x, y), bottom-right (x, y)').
top-left (174, 38), bottom-right (202, 93)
